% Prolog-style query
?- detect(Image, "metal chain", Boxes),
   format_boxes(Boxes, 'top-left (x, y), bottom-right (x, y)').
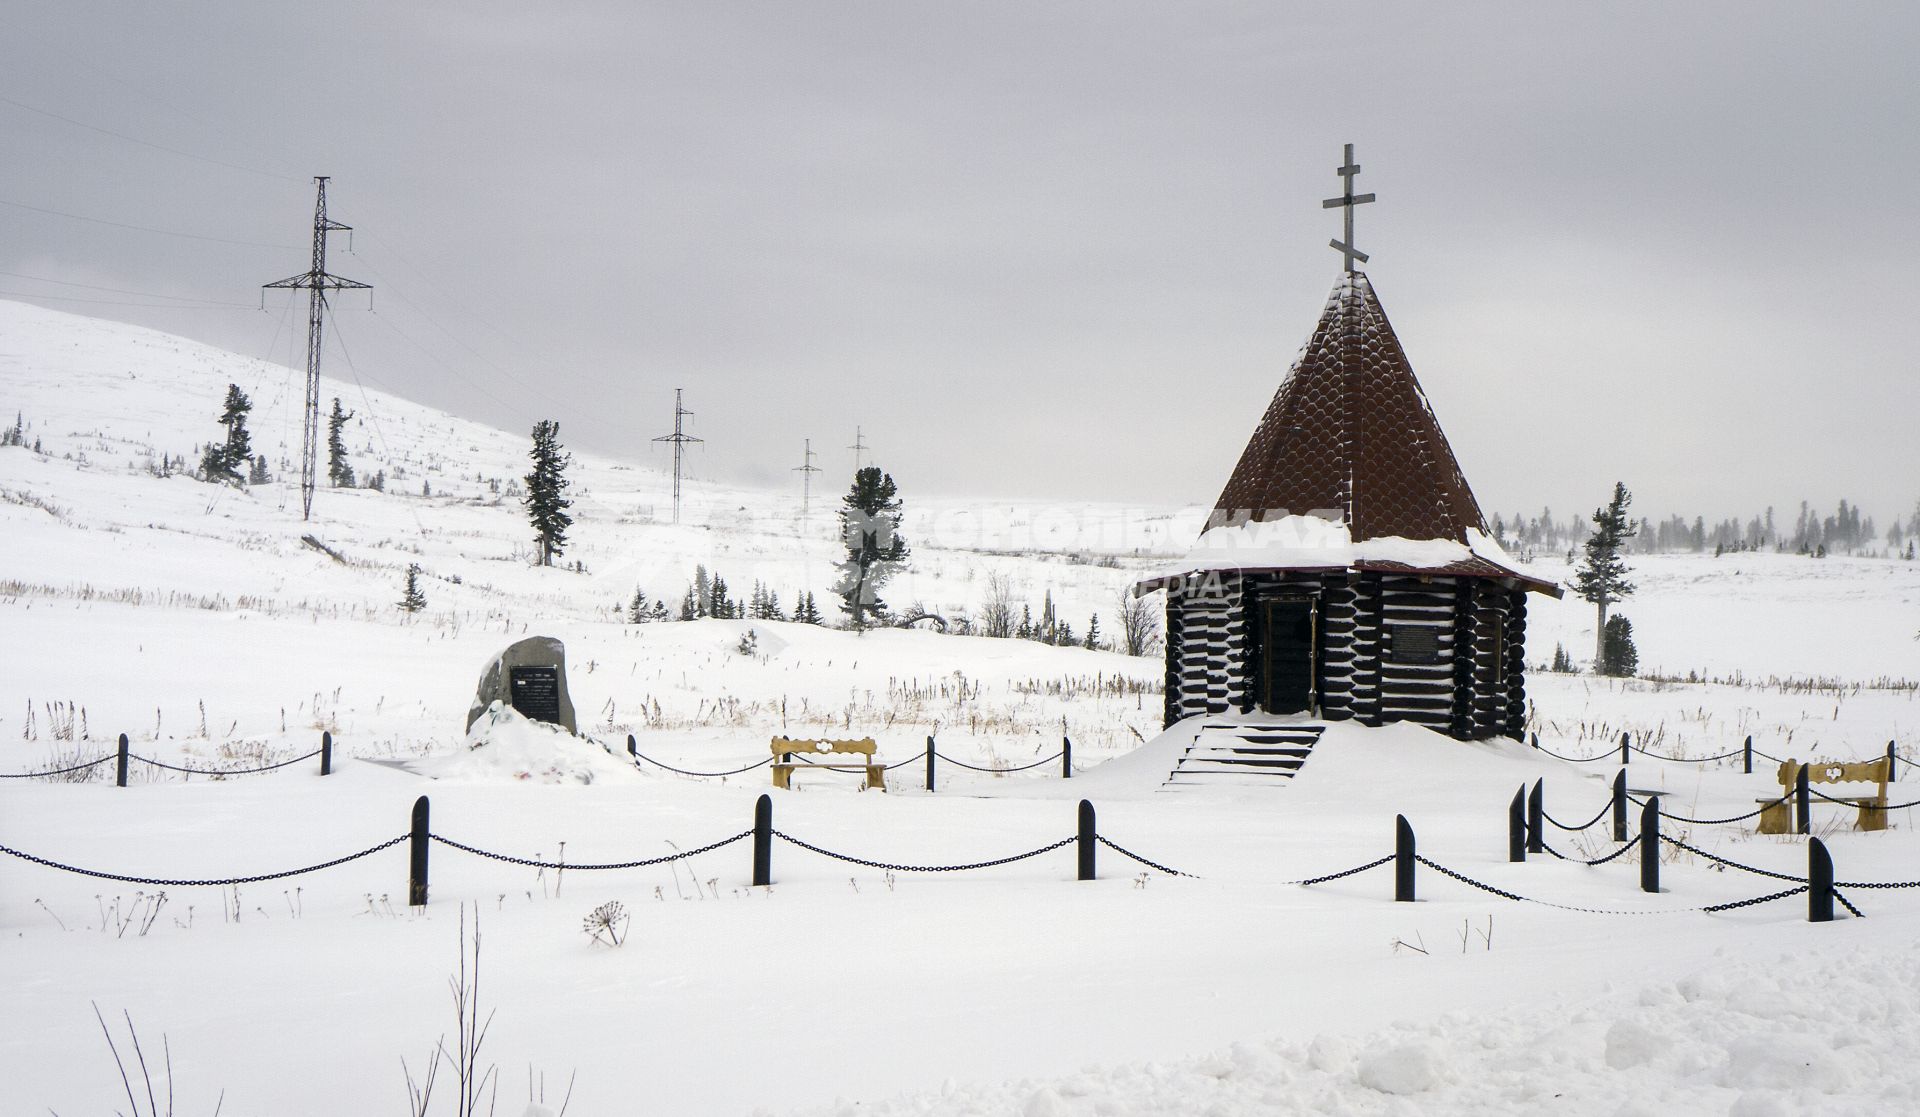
top-left (1543, 800), bottom-right (1612, 832)
top-left (1413, 855), bottom-right (1526, 901)
top-left (1095, 836), bottom-right (1193, 877)
top-left (1833, 877), bottom-right (1920, 890)
top-left (1532, 743), bottom-right (1612, 763)
top-left (1292, 854), bottom-right (1393, 887)
top-left (429, 830), bottom-right (750, 870)
top-left (1658, 834), bottom-right (1807, 883)
top-left (0, 753), bottom-right (116, 778)
top-left (1832, 889), bottom-right (1865, 918)
top-left (131, 749), bottom-right (322, 776)
top-left (1701, 885), bottom-right (1808, 913)
top-left (1417, 854), bottom-right (1719, 915)
top-left (630, 751), bottom-right (774, 778)
top-left (772, 830), bottom-right (1074, 873)
top-left (1806, 785), bottom-right (1920, 812)
top-left (0, 834), bottom-right (407, 887)
top-left (932, 750), bottom-right (1065, 774)
top-left (1626, 795), bottom-right (1780, 827)
top-left (1631, 743), bottom-right (1747, 763)
top-left (883, 750), bottom-right (930, 771)
top-left (1540, 836), bottom-right (1639, 867)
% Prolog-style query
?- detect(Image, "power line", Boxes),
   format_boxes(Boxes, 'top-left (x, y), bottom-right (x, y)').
top-left (0, 287), bottom-right (252, 310)
top-left (0, 268), bottom-right (257, 306)
top-left (0, 93), bottom-right (303, 183)
top-left (0, 197), bottom-right (297, 249)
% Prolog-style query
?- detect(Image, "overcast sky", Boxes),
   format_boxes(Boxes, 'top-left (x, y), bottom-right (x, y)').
top-left (3, 3), bottom-right (1916, 528)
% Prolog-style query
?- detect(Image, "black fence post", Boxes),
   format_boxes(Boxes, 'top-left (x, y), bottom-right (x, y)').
top-left (1526, 779), bottom-right (1545, 854)
top-left (1639, 795), bottom-right (1660, 894)
top-left (1808, 837), bottom-right (1834, 923)
top-left (1888, 740), bottom-right (1898, 784)
top-left (626, 733), bottom-right (637, 759)
top-left (1529, 732), bottom-right (1538, 751)
top-left (115, 733), bottom-right (129, 788)
top-left (320, 730), bottom-right (333, 776)
top-left (1795, 765), bottom-right (1811, 836)
top-left (925, 736), bottom-right (936, 793)
top-left (1394, 815), bottom-right (1416, 902)
top-left (1508, 786), bottom-right (1526, 863)
top-left (408, 795), bottom-right (430, 907)
top-left (1062, 735), bottom-right (1072, 779)
top-left (1743, 734), bottom-right (1753, 775)
top-left (752, 794), bottom-right (772, 887)
top-left (1077, 800), bottom-right (1096, 881)
top-left (1611, 769), bottom-right (1628, 843)
top-left (1620, 732), bottom-right (1630, 765)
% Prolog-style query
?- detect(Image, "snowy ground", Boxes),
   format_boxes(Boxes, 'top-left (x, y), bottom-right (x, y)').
top-left (3, 301), bottom-right (1920, 1114)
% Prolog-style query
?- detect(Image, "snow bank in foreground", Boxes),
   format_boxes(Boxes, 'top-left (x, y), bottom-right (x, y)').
top-left (411, 701), bottom-right (637, 784)
top-left (793, 947), bottom-right (1920, 1115)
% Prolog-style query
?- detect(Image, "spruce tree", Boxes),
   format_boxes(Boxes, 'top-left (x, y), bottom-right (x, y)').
top-left (1599, 615), bottom-right (1638, 677)
top-left (832, 466), bottom-right (909, 628)
top-left (249, 455), bottom-right (270, 485)
top-left (327, 398), bottom-right (355, 487)
top-left (398, 563), bottom-right (427, 613)
top-left (522, 419), bottom-right (573, 567)
top-left (219, 384), bottom-right (252, 481)
top-left (794, 590), bottom-right (824, 625)
top-left (678, 587), bottom-right (699, 621)
top-left (628, 587), bottom-right (652, 623)
top-left (1571, 481), bottom-right (1637, 671)
top-left (1083, 613), bottom-right (1101, 650)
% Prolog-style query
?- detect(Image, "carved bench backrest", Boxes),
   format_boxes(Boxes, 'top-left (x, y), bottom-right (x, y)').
top-left (770, 736), bottom-right (878, 758)
top-left (1775, 757), bottom-right (1889, 795)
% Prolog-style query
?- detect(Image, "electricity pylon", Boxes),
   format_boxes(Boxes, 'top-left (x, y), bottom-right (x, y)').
top-left (263, 177), bottom-right (370, 521)
top-left (652, 388), bottom-right (701, 524)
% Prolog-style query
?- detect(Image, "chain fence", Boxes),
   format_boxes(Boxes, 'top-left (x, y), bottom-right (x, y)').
top-left (0, 834), bottom-right (407, 887)
top-left (773, 830), bottom-right (1075, 873)
top-left (430, 830), bottom-right (752, 870)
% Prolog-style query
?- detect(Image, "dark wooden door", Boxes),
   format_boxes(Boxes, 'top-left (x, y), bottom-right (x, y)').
top-left (1259, 599), bottom-right (1317, 714)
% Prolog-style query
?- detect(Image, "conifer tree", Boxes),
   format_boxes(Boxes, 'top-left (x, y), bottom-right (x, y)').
top-left (628, 587), bottom-right (652, 623)
top-left (794, 590), bottom-right (824, 625)
top-left (832, 466), bottom-right (910, 628)
top-left (398, 563), bottom-right (427, 613)
top-left (1599, 615), bottom-right (1638, 677)
top-left (1572, 482), bottom-right (1637, 670)
top-left (249, 455), bottom-right (270, 485)
top-left (693, 565), bottom-right (712, 617)
top-left (199, 384), bottom-right (253, 483)
top-left (1083, 613), bottom-right (1101, 650)
top-left (678, 587), bottom-right (699, 621)
top-left (326, 398), bottom-right (355, 487)
top-left (522, 419), bottom-right (573, 567)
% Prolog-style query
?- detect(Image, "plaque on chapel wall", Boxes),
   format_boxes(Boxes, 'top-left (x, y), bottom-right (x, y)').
top-left (1389, 625), bottom-right (1441, 665)
top-left (508, 666), bottom-right (563, 724)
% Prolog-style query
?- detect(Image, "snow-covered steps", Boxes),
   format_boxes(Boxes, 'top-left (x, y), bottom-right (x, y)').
top-left (1163, 721), bottom-right (1325, 788)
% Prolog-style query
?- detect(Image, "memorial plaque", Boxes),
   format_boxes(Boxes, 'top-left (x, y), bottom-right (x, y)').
top-left (1389, 624), bottom-right (1441, 665)
top-left (508, 666), bottom-right (562, 724)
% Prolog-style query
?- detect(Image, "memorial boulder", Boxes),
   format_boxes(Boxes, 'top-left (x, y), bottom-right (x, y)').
top-left (466, 636), bottom-right (578, 735)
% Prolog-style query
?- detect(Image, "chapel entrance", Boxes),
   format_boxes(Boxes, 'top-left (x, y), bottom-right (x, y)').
top-left (1258, 597), bottom-right (1317, 715)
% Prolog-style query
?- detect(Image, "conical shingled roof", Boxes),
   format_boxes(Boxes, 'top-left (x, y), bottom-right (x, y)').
top-left (1216, 271), bottom-right (1485, 541)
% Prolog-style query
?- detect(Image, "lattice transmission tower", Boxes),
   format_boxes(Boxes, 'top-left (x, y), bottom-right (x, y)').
top-left (652, 388), bottom-right (701, 524)
top-left (263, 177), bottom-right (370, 521)
top-left (793, 438), bottom-right (821, 517)
top-left (848, 425), bottom-right (869, 471)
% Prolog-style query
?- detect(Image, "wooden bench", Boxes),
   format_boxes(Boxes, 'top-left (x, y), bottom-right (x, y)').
top-left (1757, 757), bottom-right (1889, 834)
top-left (770, 736), bottom-right (886, 791)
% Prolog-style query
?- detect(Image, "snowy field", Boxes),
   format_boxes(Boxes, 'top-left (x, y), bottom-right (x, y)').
top-left (4, 300), bottom-right (1920, 1114)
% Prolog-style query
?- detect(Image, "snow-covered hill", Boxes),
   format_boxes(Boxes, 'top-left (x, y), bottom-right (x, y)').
top-left (4, 299), bottom-right (1920, 1116)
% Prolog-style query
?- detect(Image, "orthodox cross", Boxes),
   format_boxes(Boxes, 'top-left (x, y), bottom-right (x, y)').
top-left (1322, 143), bottom-right (1375, 273)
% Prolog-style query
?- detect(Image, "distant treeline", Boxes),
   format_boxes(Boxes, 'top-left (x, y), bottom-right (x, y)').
top-left (1493, 498), bottom-right (1920, 559)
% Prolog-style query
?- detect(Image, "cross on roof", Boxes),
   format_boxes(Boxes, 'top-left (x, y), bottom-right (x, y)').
top-left (1322, 143), bottom-right (1376, 273)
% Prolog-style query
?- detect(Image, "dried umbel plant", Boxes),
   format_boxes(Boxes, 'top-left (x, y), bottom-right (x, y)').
top-left (581, 900), bottom-right (629, 947)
